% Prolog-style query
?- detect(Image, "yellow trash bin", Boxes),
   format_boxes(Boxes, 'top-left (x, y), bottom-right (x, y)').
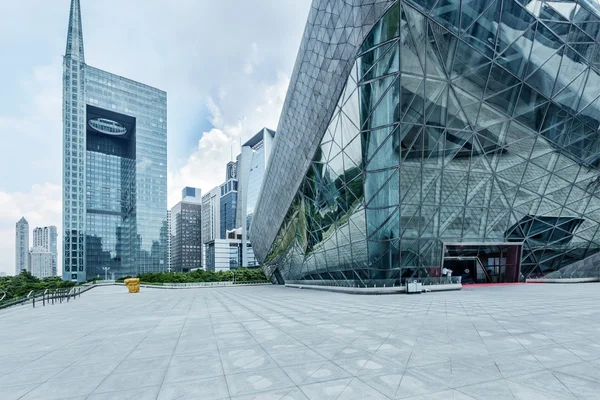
top-left (124, 278), bottom-right (140, 293)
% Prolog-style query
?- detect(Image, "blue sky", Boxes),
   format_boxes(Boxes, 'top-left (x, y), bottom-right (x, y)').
top-left (0, 0), bottom-right (311, 275)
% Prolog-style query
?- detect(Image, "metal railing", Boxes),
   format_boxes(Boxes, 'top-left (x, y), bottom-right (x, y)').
top-left (0, 287), bottom-right (84, 310)
top-left (286, 276), bottom-right (462, 288)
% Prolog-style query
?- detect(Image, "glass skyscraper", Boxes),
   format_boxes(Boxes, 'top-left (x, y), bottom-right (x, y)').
top-left (220, 161), bottom-right (239, 239)
top-left (237, 128), bottom-right (276, 267)
top-left (62, 0), bottom-right (167, 282)
top-left (252, 0), bottom-right (600, 285)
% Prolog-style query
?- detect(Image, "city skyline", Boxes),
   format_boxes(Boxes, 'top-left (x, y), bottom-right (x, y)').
top-left (0, 0), bottom-right (311, 276)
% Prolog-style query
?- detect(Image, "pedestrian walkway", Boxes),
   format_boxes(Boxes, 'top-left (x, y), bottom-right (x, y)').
top-left (1, 284), bottom-right (600, 399)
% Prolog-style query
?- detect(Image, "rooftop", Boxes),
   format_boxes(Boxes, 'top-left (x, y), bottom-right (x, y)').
top-left (1, 284), bottom-right (600, 399)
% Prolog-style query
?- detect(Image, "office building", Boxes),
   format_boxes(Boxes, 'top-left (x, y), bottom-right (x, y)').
top-left (15, 217), bottom-right (29, 275)
top-left (62, 0), bottom-right (168, 282)
top-left (170, 187), bottom-right (202, 272)
top-left (29, 248), bottom-right (54, 279)
top-left (201, 186), bottom-right (220, 269)
top-left (33, 226), bottom-right (58, 276)
top-left (220, 161), bottom-right (239, 239)
top-left (252, 0), bottom-right (600, 285)
top-left (205, 228), bottom-right (243, 272)
top-left (201, 187), bottom-right (221, 244)
top-left (166, 210), bottom-right (172, 271)
top-left (237, 128), bottom-right (275, 267)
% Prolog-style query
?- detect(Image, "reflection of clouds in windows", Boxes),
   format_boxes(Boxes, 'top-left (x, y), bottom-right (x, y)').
top-left (256, 0), bottom-right (600, 284)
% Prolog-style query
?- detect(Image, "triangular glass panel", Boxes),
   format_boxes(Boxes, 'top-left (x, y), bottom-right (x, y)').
top-left (452, 63), bottom-right (492, 101)
top-left (360, 74), bottom-right (398, 130)
top-left (365, 169), bottom-right (399, 208)
top-left (358, 41), bottom-right (396, 81)
top-left (425, 23), bottom-right (448, 78)
top-left (460, 0), bottom-right (498, 33)
top-left (431, 0), bottom-right (460, 32)
top-left (496, 22), bottom-right (537, 79)
top-left (424, 80), bottom-right (448, 126)
top-left (548, 1), bottom-right (577, 22)
top-left (360, 2), bottom-right (400, 53)
top-left (525, 45), bottom-right (564, 98)
top-left (366, 206), bottom-right (399, 240)
top-left (553, 48), bottom-right (588, 98)
top-left (430, 21), bottom-right (458, 76)
top-left (400, 78), bottom-right (425, 124)
top-left (364, 125), bottom-right (398, 168)
top-left (401, 6), bottom-right (427, 75)
top-left (567, 24), bottom-right (596, 46)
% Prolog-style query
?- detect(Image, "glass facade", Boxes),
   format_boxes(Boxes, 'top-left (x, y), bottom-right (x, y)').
top-left (238, 128), bottom-right (275, 267)
top-left (220, 161), bottom-right (239, 240)
top-left (259, 0), bottom-right (600, 285)
top-left (62, 0), bottom-right (167, 282)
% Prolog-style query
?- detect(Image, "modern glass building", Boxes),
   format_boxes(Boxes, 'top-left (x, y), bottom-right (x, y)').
top-left (62, 0), bottom-right (167, 282)
top-left (237, 128), bottom-right (276, 267)
top-left (252, 0), bottom-right (600, 285)
top-left (169, 188), bottom-right (202, 272)
top-left (220, 161), bottom-right (239, 239)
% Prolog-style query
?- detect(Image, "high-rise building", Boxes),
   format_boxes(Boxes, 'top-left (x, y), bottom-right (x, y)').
top-left (33, 226), bottom-right (58, 276)
top-left (237, 128), bottom-right (275, 267)
top-left (201, 186), bottom-right (220, 269)
top-left (205, 228), bottom-right (243, 272)
top-left (62, 0), bottom-right (167, 282)
top-left (166, 210), bottom-right (172, 272)
top-left (220, 161), bottom-right (239, 239)
top-left (170, 187), bottom-right (202, 272)
top-left (201, 187), bottom-right (221, 244)
top-left (29, 248), bottom-right (54, 279)
top-left (15, 217), bottom-right (29, 275)
top-left (252, 0), bottom-right (600, 285)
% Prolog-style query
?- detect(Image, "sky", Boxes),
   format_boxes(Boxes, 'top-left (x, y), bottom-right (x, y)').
top-left (0, 0), bottom-right (312, 276)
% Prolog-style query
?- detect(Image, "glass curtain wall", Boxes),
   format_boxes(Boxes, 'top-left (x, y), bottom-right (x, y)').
top-left (261, 0), bottom-right (600, 285)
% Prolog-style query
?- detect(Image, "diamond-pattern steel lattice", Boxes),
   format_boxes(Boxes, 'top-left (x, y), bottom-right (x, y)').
top-left (254, 0), bottom-right (600, 284)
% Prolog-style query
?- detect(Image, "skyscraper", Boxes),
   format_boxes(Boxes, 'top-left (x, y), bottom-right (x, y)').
top-left (15, 217), bottom-right (29, 275)
top-left (220, 161), bottom-right (239, 239)
top-left (170, 187), bottom-right (202, 272)
top-left (166, 210), bottom-right (172, 272)
top-left (33, 226), bottom-right (58, 276)
top-left (201, 186), bottom-right (220, 269)
top-left (237, 128), bottom-right (275, 267)
top-left (62, 0), bottom-right (167, 282)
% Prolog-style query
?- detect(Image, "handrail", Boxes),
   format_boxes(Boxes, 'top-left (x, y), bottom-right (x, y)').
top-left (0, 286), bottom-right (85, 311)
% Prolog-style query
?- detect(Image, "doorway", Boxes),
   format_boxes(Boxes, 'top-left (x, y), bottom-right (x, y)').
top-left (443, 243), bottom-right (523, 284)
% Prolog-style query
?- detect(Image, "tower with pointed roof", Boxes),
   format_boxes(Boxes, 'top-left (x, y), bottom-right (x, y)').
top-left (62, 0), bottom-right (87, 280)
top-left (62, 0), bottom-right (168, 282)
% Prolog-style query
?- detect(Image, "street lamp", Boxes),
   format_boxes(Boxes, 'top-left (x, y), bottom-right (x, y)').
top-left (102, 266), bottom-right (110, 281)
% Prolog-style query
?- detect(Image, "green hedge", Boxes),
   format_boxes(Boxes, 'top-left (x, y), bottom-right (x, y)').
top-left (0, 272), bottom-right (76, 299)
top-left (137, 268), bottom-right (267, 284)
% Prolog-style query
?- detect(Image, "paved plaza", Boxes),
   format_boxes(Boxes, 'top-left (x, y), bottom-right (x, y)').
top-left (1, 284), bottom-right (600, 400)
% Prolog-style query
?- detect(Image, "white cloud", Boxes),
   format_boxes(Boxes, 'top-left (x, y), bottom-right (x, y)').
top-left (168, 73), bottom-right (290, 207)
top-left (0, 184), bottom-right (62, 276)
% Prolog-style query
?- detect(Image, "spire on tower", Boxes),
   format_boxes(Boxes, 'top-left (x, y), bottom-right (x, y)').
top-left (65, 0), bottom-right (85, 62)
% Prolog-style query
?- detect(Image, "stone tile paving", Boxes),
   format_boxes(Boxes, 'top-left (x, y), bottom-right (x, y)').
top-left (1, 283), bottom-right (600, 399)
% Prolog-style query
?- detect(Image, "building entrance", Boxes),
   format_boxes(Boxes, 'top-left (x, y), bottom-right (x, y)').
top-left (442, 243), bottom-right (523, 284)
